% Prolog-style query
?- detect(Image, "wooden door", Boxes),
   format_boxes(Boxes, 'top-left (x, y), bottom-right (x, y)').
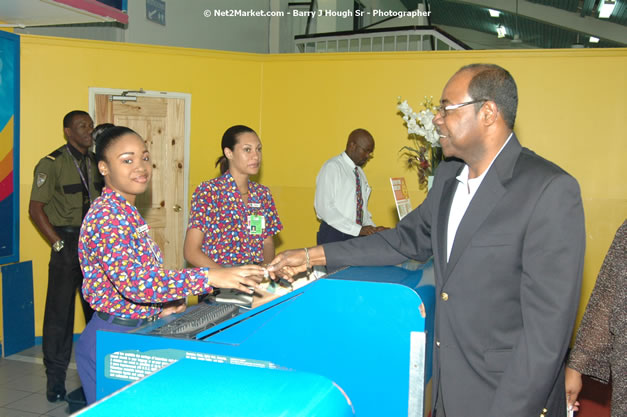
top-left (95, 95), bottom-right (186, 269)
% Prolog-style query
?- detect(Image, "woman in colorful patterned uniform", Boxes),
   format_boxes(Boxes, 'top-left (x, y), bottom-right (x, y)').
top-left (184, 125), bottom-right (282, 294)
top-left (76, 126), bottom-right (264, 404)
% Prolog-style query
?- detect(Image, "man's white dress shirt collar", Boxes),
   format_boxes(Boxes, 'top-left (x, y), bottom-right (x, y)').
top-left (446, 133), bottom-right (512, 261)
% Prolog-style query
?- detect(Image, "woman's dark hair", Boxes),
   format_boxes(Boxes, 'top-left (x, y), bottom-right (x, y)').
top-left (92, 123), bottom-right (115, 143)
top-left (215, 125), bottom-right (257, 175)
top-left (95, 126), bottom-right (140, 163)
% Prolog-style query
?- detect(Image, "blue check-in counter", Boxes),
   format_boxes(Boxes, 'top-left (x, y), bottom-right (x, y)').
top-left (85, 261), bottom-right (435, 416)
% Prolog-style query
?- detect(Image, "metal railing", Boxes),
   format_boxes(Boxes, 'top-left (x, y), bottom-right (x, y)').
top-left (294, 27), bottom-right (468, 53)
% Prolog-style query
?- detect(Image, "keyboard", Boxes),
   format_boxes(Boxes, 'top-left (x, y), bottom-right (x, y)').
top-left (149, 302), bottom-right (240, 338)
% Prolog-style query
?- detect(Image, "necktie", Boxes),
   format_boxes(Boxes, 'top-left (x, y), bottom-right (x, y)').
top-left (354, 167), bottom-right (363, 225)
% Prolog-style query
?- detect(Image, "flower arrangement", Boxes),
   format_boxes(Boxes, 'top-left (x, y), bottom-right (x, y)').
top-left (397, 96), bottom-right (443, 190)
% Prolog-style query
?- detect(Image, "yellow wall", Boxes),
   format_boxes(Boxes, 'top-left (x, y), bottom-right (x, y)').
top-left (17, 34), bottom-right (627, 337)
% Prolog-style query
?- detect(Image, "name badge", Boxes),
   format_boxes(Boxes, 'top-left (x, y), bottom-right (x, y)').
top-left (138, 224), bottom-right (150, 235)
top-left (248, 214), bottom-right (265, 235)
top-left (249, 202), bottom-right (261, 208)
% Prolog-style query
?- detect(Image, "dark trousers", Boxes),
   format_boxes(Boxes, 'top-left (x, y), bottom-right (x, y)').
top-left (76, 313), bottom-right (147, 404)
top-left (316, 221), bottom-right (356, 245)
top-left (43, 228), bottom-right (94, 390)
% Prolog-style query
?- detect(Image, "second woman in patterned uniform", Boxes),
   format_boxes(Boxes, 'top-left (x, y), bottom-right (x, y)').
top-left (184, 125), bottom-right (283, 296)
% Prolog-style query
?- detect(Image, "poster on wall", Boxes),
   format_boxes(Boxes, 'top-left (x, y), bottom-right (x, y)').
top-left (0, 31), bottom-right (20, 265)
top-left (390, 177), bottom-right (412, 220)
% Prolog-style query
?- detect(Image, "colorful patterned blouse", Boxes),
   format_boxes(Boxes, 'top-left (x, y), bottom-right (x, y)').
top-left (188, 172), bottom-right (283, 266)
top-left (79, 187), bottom-right (212, 319)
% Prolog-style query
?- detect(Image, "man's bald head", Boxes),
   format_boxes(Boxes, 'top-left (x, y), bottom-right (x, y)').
top-left (345, 129), bottom-right (375, 167)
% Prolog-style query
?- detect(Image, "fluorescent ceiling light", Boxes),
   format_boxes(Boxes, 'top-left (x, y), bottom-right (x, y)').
top-left (589, 36), bottom-right (600, 43)
top-left (598, 0), bottom-right (616, 18)
top-left (488, 9), bottom-right (500, 18)
top-left (496, 25), bottom-right (506, 38)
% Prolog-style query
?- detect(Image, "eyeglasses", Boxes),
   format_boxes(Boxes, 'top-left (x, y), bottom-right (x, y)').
top-left (436, 99), bottom-right (487, 118)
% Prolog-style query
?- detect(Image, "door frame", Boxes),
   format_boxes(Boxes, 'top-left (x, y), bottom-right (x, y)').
top-left (88, 88), bottom-right (192, 240)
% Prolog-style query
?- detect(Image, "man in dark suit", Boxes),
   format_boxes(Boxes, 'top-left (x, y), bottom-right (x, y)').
top-left (269, 64), bottom-right (585, 417)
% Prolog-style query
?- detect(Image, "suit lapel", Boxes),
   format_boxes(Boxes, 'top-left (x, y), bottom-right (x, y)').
top-left (443, 134), bottom-right (522, 281)
top-left (436, 176), bottom-right (458, 279)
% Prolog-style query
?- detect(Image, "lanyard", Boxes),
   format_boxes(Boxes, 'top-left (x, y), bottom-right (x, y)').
top-left (65, 144), bottom-right (92, 202)
top-left (137, 224), bottom-right (161, 263)
top-left (233, 178), bottom-right (260, 214)
top-left (228, 175), bottom-right (263, 235)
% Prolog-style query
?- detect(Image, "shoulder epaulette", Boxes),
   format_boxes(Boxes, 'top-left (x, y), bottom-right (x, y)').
top-left (45, 148), bottom-right (63, 161)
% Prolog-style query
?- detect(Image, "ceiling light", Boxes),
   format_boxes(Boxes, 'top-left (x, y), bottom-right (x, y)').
top-left (598, 0), bottom-right (616, 19)
top-left (488, 9), bottom-right (501, 18)
top-left (589, 36), bottom-right (600, 43)
top-left (496, 25), bottom-right (506, 38)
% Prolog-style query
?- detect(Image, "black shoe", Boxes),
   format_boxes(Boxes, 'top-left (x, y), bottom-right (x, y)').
top-left (46, 388), bottom-right (66, 402)
top-left (46, 376), bottom-right (66, 403)
top-left (66, 387), bottom-right (87, 413)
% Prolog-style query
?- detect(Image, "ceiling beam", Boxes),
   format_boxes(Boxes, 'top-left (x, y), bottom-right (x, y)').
top-left (448, 0), bottom-right (626, 45)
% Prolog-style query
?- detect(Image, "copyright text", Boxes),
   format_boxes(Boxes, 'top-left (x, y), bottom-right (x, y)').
top-left (203, 9), bottom-right (431, 19)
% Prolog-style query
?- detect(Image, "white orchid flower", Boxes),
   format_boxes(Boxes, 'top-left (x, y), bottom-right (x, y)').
top-left (426, 130), bottom-right (441, 146)
top-left (406, 118), bottom-right (418, 132)
top-left (397, 100), bottom-right (413, 116)
top-left (397, 97), bottom-right (443, 187)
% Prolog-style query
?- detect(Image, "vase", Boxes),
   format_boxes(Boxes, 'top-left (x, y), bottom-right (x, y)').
top-left (427, 175), bottom-right (434, 191)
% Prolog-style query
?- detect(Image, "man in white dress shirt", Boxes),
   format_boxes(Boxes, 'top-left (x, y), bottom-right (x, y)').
top-left (314, 128), bottom-right (386, 245)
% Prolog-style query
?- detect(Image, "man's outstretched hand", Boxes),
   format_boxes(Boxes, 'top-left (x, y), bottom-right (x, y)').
top-left (268, 246), bottom-right (327, 281)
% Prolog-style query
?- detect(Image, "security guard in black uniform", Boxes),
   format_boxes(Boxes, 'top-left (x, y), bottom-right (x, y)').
top-left (29, 110), bottom-right (103, 402)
